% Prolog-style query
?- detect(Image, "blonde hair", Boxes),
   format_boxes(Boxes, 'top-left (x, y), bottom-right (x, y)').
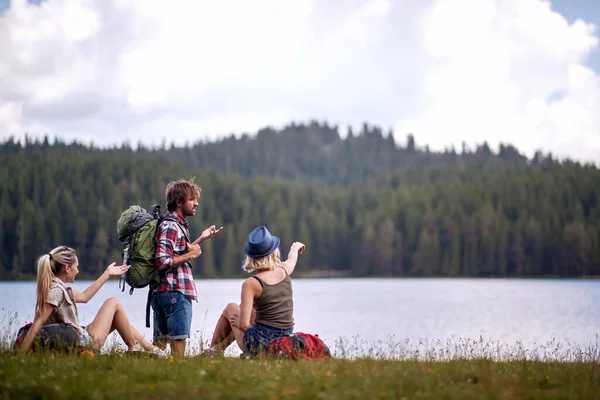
top-left (165, 177), bottom-right (201, 211)
top-left (242, 248), bottom-right (281, 273)
top-left (35, 246), bottom-right (77, 316)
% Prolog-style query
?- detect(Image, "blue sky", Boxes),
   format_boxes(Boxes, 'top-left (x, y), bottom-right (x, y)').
top-left (551, 0), bottom-right (600, 71)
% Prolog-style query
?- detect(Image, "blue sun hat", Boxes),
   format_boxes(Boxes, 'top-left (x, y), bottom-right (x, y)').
top-left (244, 226), bottom-right (280, 258)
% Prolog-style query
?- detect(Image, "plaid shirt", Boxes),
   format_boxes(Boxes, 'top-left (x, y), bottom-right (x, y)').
top-left (154, 211), bottom-right (197, 301)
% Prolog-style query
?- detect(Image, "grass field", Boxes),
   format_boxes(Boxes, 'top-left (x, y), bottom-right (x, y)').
top-left (1, 336), bottom-right (598, 400)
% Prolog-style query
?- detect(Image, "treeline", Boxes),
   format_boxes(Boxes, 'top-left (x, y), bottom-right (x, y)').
top-left (137, 121), bottom-right (535, 186)
top-left (0, 123), bottom-right (599, 279)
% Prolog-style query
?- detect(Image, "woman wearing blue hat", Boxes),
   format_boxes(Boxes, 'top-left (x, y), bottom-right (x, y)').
top-left (206, 225), bottom-right (305, 356)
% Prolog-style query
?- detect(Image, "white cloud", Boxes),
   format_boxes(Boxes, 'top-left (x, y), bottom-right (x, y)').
top-left (0, 0), bottom-right (599, 163)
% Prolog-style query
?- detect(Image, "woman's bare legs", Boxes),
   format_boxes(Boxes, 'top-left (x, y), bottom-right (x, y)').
top-left (210, 303), bottom-right (238, 351)
top-left (131, 325), bottom-right (156, 350)
top-left (210, 315), bottom-right (235, 351)
top-left (85, 297), bottom-right (154, 351)
top-left (210, 303), bottom-right (254, 352)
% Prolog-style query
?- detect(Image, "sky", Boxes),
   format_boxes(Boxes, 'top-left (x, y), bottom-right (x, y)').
top-left (1, 0), bottom-right (600, 163)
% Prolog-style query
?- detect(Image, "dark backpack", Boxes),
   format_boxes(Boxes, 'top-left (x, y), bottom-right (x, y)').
top-left (13, 322), bottom-right (82, 353)
top-left (117, 204), bottom-right (190, 327)
top-left (265, 332), bottom-right (331, 360)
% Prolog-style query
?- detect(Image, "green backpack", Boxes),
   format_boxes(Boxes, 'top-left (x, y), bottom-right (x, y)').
top-left (117, 204), bottom-right (190, 327)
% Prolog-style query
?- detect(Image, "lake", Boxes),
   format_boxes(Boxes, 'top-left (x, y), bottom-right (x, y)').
top-left (1, 278), bottom-right (599, 359)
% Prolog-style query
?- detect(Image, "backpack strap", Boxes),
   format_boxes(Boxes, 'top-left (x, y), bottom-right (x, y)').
top-left (145, 288), bottom-right (153, 328)
top-left (160, 215), bottom-right (191, 244)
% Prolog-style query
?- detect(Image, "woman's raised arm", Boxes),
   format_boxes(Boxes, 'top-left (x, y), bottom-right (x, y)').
top-left (280, 242), bottom-right (305, 275)
top-left (72, 263), bottom-right (129, 303)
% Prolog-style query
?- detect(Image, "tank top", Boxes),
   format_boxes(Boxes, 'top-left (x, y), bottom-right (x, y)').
top-left (252, 268), bottom-right (294, 329)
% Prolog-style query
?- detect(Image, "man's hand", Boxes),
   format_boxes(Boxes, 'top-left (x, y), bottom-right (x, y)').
top-left (186, 243), bottom-right (202, 259)
top-left (199, 225), bottom-right (223, 243)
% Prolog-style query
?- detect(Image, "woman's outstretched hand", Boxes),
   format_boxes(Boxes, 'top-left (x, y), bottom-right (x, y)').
top-left (105, 262), bottom-right (130, 277)
top-left (292, 242), bottom-right (305, 255)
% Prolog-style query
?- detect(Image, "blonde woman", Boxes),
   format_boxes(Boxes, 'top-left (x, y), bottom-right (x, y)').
top-left (18, 245), bottom-right (162, 354)
top-left (207, 226), bottom-right (305, 356)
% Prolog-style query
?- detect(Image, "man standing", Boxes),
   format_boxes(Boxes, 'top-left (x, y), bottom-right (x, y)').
top-left (153, 178), bottom-right (223, 356)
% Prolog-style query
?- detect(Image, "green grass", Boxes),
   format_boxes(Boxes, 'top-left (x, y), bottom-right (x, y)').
top-left (1, 338), bottom-right (599, 400)
top-left (2, 310), bottom-right (598, 399)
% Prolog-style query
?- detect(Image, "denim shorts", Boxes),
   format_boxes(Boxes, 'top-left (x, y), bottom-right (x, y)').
top-left (151, 291), bottom-right (193, 340)
top-left (242, 323), bottom-right (294, 355)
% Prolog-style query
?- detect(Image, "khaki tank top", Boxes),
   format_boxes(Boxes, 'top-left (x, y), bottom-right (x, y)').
top-left (252, 269), bottom-right (294, 329)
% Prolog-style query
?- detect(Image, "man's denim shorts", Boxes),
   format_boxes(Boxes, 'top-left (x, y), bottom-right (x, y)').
top-left (151, 291), bottom-right (193, 341)
top-left (242, 322), bottom-right (294, 355)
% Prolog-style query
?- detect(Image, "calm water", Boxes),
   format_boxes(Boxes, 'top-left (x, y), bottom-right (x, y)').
top-left (1, 278), bottom-right (599, 358)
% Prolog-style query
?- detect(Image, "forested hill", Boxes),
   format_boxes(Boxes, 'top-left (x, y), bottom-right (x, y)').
top-left (136, 121), bottom-right (536, 186)
top-left (1, 121), bottom-right (565, 187)
top-left (1, 123), bottom-right (599, 280)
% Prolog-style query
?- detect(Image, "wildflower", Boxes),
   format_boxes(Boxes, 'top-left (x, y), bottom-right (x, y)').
top-left (148, 384), bottom-right (156, 390)
top-left (80, 350), bottom-right (95, 360)
top-left (325, 370), bottom-right (333, 377)
top-left (169, 357), bottom-right (175, 363)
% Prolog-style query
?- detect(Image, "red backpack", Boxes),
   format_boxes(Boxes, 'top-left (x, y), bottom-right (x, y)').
top-left (265, 332), bottom-right (331, 360)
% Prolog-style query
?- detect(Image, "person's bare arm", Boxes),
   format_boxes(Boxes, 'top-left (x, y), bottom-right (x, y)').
top-left (237, 278), bottom-right (262, 331)
top-left (72, 263), bottom-right (130, 303)
top-left (192, 225), bottom-right (224, 246)
top-left (280, 242), bottom-right (305, 275)
top-left (18, 303), bottom-right (54, 353)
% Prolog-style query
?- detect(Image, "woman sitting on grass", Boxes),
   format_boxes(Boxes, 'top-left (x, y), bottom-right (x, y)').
top-left (207, 226), bottom-right (305, 356)
top-left (18, 245), bottom-right (162, 354)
